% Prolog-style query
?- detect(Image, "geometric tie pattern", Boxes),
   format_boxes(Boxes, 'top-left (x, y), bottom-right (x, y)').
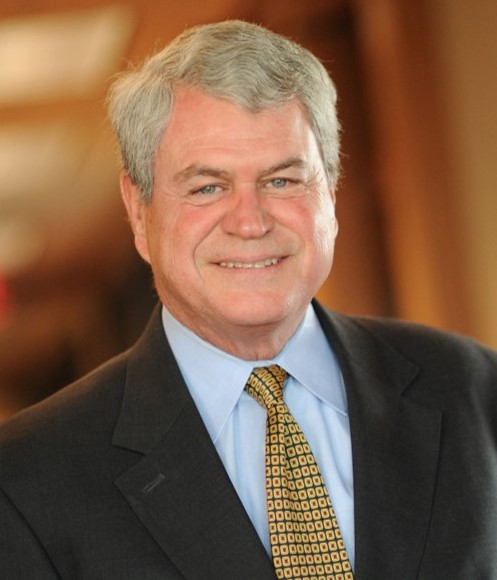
top-left (245, 365), bottom-right (354, 580)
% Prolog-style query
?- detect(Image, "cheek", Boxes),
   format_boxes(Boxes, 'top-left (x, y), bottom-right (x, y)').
top-left (296, 201), bottom-right (337, 275)
top-left (291, 194), bottom-right (337, 249)
top-left (143, 207), bottom-right (177, 268)
top-left (150, 205), bottom-right (219, 269)
top-left (316, 211), bottom-right (338, 254)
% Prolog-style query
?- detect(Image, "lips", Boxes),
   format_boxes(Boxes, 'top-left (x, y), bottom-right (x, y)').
top-left (219, 258), bottom-right (281, 269)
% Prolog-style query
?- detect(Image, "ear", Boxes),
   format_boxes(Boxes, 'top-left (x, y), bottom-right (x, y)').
top-left (120, 172), bottom-right (151, 264)
top-left (329, 185), bottom-right (337, 205)
top-left (329, 186), bottom-right (339, 236)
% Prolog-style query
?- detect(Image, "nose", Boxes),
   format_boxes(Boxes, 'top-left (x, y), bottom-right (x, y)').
top-left (222, 186), bottom-right (274, 239)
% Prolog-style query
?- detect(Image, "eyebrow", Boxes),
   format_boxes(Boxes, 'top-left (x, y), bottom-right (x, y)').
top-left (173, 157), bottom-right (307, 183)
top-left (259, 157), bottom-right (308, 178)
top-left (173, 165), bottom-right (230, 184)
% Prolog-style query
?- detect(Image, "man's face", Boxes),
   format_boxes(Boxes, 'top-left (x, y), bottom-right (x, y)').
top-left (122, 88), bottom-right (338, 356)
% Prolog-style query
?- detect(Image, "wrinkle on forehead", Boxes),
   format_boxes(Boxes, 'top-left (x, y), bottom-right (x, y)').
top-left (172, 157), bottom-right (309, 185)
top-left (154, 88), bottom-right (328, 190)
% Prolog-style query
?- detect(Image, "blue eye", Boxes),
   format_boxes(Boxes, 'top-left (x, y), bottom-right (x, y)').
top-left (269, 178), bottom-right (289, 189)
top-left (195, 184), bottom-right (219, 195)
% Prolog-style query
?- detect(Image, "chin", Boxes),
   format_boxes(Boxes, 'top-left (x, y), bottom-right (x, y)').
top-left (217, 294), bottom-right (300, 329)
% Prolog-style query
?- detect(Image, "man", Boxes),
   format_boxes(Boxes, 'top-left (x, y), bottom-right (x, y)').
top-left (0, 20), bottom-right (496, 580)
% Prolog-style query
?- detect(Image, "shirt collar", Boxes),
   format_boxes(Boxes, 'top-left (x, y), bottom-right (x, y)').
top-left (162, 304), bottom-right (347, 442)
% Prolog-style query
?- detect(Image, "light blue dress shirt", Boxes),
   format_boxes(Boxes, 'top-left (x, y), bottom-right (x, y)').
top-left (162, 304), bottom-right (355, 568)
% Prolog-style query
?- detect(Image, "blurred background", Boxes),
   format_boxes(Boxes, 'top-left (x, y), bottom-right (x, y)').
top-left (0, 0), bottom-right (496, 420)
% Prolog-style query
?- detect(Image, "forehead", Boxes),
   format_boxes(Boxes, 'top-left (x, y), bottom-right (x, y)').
top-left (157, 88), bottom-right (320, 167)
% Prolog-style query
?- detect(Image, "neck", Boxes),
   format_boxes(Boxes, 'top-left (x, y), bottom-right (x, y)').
top-left (199, 324), bottom-right (297, 361)
top-left (166, 306), bottom-right (305, 361)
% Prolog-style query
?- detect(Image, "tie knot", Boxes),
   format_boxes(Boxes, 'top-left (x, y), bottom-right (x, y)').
top-left (245, 365), bottom-right (287, 410)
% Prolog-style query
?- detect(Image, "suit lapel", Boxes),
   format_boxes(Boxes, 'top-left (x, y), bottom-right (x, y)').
top-left (112, 306), bottom-right (275, 580)
top-left (315, 304), bottom-right (442, 579)
top-left (111, 303), bottom-right (441, 579)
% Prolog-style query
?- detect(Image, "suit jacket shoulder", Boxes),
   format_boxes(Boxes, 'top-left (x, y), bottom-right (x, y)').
top-left (0, 306), bottom-right (275, 580)
top-left (316, 302), bottom-right (497, 402)
top-left (314, 302), bottom-right (497, 579)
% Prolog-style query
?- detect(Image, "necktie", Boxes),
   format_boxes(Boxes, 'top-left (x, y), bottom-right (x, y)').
top-left (245, 365), bottom-right (353, 580)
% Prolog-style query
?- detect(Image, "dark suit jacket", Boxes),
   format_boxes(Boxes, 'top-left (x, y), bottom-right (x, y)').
top-left (0, 303), bottom-right (496, 579)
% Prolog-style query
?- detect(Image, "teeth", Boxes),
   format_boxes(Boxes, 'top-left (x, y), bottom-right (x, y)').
top-left (220, 258), bottom-right (280, 269)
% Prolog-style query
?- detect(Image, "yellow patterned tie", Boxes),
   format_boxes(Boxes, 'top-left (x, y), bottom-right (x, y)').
top-left (245, 365), bottom-right (354, 580)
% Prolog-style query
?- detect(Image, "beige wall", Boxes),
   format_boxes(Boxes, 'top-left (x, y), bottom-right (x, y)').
top-left (431, 0), bottom-right (497, 348)
top-left (350, 0), bottom-right (497, 348)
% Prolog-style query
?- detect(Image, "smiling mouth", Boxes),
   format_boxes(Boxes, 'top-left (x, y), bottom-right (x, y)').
top-left (219, 258), bottom-right (281, 269)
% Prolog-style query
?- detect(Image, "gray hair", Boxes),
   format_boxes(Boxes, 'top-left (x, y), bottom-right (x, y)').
top-left (107, 20), bottom-right (340, 203)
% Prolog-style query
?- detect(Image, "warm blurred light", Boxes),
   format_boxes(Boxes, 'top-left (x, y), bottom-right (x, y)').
top-left (0, 120), bottom-right (121, 274)
top-left (0, 5), bottom-right (135, 275)
top-left (0, 277), bottom-right (8, 317)
top-left (0, 215), bottom-right (46, 275)
top-left (0, 121), bottom-right (96, 200)
top-left (0, 4), bottom-right (136, 105)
